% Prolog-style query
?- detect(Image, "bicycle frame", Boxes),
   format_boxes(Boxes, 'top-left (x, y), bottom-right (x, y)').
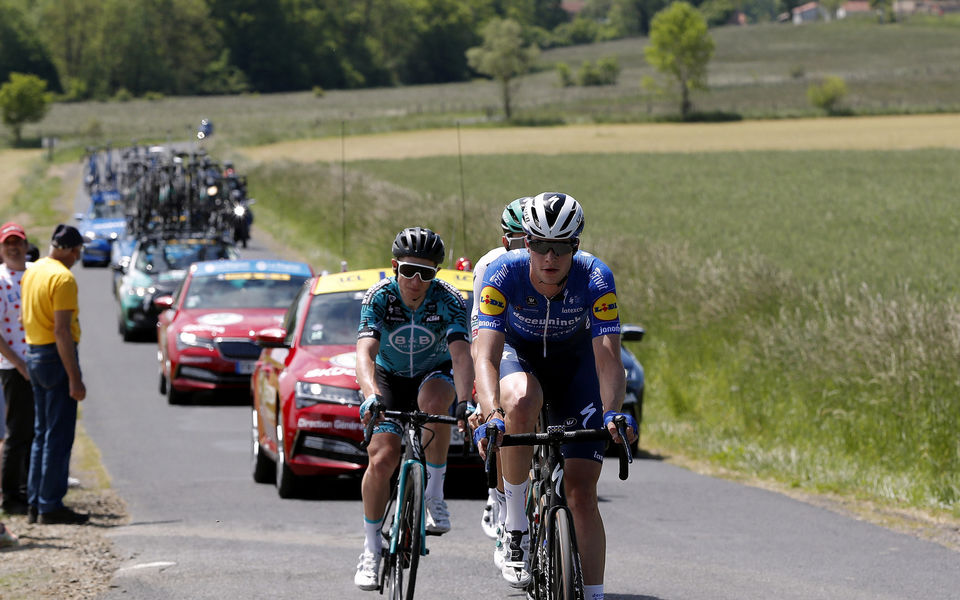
top-left (388, 425), bottom-right (428, 557)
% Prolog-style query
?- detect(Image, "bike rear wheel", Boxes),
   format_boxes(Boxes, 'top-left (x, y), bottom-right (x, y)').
top-left (389, 466), bottom-right (423, 600)
top-left (550, 509), bottom-right (582, 600)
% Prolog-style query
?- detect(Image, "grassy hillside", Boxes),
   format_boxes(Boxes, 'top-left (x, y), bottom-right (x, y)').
top-left (245, 147), bottom-right (960, 517)
top-left (12, 20), bottom-right (960, 149)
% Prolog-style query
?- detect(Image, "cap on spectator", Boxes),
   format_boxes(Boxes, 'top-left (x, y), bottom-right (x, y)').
top-left (51, 224), bottom-right (84, 249)
top-left (0, 222), bottom-right (26, 243)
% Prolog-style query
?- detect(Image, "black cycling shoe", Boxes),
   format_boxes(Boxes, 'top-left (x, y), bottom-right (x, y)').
top-left (39, 507), bottom-right (89, 525)
top-left (27, 504), bottom-right (38, 524)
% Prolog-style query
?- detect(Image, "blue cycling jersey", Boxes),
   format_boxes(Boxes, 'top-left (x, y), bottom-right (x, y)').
top-left (476, 250), bottom-right (621, 353)
top-left (358, 277), bottom-right (469, 377)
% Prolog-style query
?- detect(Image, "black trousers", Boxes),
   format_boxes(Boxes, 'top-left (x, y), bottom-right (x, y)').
top-left (1, 368), bottom-right (35, 505)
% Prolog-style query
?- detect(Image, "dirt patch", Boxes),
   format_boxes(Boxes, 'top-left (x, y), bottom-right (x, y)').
top-left (239, 114), bottom-right (960, 163)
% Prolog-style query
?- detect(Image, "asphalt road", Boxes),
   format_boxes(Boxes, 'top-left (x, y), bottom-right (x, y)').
top-left (73, 237), bottom-right (960, 600)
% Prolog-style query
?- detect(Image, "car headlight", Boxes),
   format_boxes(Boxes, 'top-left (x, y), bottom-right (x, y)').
top-left (233, 205), bottom-right (246, 217)
top-left (177, 332), bottom-right (215, 351)
top-left (295, 381), bottom-right (363, 409)
top-left (84, 231), bottom-right (97, 241)
top-left (127, 286), bottom-right (155, 297)
top-left (109, 232), bottom-right (119, 240)
top-left (207, 185), bottom-right (218, 197)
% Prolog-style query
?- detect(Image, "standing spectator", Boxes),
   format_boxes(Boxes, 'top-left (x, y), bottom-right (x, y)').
top-left (0, 223), bottom-right (34, 515)
top-left (21, 224), bottom-right (88, 525)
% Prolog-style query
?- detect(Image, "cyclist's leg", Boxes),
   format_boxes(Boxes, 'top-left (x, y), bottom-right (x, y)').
top-left (417, 376), bottom-right (455, 469)
top-left (564, 458), bottom-right (604, 586)
top-left (361, 432), bottom-right (402, 526)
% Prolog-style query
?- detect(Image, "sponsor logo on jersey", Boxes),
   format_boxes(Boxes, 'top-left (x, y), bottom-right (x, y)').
top-left (478, 286), bottom-right (506, 316)
top-left (592, 292), bottom-right (619, 321)
top-left (387, 324), bottom-right (437, 353)
top-left (526, 295), bottom-right (538, 307)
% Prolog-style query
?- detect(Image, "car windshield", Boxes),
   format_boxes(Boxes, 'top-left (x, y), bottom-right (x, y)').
top-left (301, 291), bottom-right (365, 346)
top-left (92, 202), bottom-right (125, 219)
top-left (299, 288), bottom-right (473, 346)
top-left (183, 273), bottom-right (310, 309)
top-left (136, 240), bottom-right (235, 275)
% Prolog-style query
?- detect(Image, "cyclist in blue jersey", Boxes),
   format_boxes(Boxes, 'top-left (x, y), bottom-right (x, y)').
top-left (472, 193), bottom-right (638, 600)
top-left (353, 227), bottom-right (474, 591)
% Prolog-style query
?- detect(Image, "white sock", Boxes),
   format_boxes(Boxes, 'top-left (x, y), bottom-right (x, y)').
top-left (425, 462), bottom-right (446, 500)
top-left (503, 479), bottom-right (529, 533)
top-left (363, 516), bottom-right (384, 554)
top-left (495, 489), bottom-right (506, 527)
top-left (583, 584), bottom-right (603, 600)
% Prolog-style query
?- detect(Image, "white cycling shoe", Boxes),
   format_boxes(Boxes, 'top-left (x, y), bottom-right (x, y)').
top-left (480, 496), bottom-right (499, 539)
top-left (502, 529), bottom-right (531, 588)
top-left (354, 548), bottom-right (380, 591)
top-left (425, 497), bottom-right (451, 534)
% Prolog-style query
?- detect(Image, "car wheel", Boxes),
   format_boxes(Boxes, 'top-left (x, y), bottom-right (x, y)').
top-left (275, 423), bottom-right (299, 498)
top-left (119, 313), bottom-right (135, 342)
top-left (159, 370), bottom-right (167, 395)
top-left (252, 407), bottom-right (275, 484)
top-left (166, 378), bottom-right (186, 405)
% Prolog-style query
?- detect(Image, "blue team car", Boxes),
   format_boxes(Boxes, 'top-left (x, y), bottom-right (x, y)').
top-left (76, 189), bottom-right (127, 267)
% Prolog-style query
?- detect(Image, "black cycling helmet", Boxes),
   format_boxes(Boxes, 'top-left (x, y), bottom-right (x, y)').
top-left (392, 227), bottom-right (445, 264)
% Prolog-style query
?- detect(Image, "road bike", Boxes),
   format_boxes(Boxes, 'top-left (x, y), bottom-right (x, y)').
top-left (484, 415), bottom-right (632, 600)
top-left (362, 404), bottom-right (460, 600)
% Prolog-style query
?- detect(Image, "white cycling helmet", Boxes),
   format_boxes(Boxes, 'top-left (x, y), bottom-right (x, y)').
top-left (522, 192), bottom-right (584, 240)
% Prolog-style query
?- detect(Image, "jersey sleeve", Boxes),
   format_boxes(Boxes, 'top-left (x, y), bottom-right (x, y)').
top-left (357, 283), bottom-right (386, 340)
top-left (586, 260), bottom-right (621, 338)
top-left (475, 254), bottom-right (510, 333)
top-left (51, 272), bottom-right (79, 313)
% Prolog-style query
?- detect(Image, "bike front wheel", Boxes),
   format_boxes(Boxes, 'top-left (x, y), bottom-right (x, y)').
top-left (550, 509), bottom-right (583, 600)
top-left (389, 466), bottom-right (423, 600)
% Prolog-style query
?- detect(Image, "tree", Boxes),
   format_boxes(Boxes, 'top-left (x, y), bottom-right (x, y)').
top-left (466, 17), bottom-right (539, 120)
top-left (644, 1), bottom-right (714, 119)
top-left (0, 72), bottom-right (51, 145)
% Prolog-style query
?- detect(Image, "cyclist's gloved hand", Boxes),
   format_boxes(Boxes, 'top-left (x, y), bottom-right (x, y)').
top-left (360, 394), bottom-right (383, 422)
top-left (603, 410), bottom-right (638, 442)
top-left (455, 400), bottom-right (477, 423)
top-left (472, 418), bottom-right (505, 448)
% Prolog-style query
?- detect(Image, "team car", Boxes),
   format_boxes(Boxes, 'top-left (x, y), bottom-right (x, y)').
top-left (114, 235), bottom-right (239, 340)
top-left (75, 189), bottom-right (126, 267)
top-left (155, 259), bottom-right (313, 405)
top-left (250, 267), bottom-right (477, 498)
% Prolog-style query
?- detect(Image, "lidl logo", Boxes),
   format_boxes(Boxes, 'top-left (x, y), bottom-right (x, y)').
top-left (592, 293), bottom-right (619, 321)
top-left (478, 286), bottom-right (506, 316)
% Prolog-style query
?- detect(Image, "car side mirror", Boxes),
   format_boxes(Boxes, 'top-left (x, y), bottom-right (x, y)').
top-left (152, 295), bottom-right (175, 311)
top-left (74, 212), bottom-right (85, 221)
top-left (621, 324), bottom-right (645, 343)
top-left (256, 327), bottom-right (288, 348)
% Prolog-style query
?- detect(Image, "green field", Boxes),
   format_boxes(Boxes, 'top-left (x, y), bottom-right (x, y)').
top-left (244, 147), bottom-right (960, 518)
top-left (12, 20), bottom-right (960, 150)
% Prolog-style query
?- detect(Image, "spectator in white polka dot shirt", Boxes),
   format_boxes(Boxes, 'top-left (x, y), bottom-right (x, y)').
top-left (0, 222), bottom-right (34, 515)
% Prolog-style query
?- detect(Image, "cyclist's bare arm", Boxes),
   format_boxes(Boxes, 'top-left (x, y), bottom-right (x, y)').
top-left (356, 336), bottom-right (381, 425)
top-left (448, 339), bottom-right (475, 428)
top-left (473, 328), bottom-right (505, 421)
top-left (592, 333), bottom-right (633, 443)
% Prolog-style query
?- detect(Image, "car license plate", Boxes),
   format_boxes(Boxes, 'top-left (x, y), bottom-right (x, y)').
top-left (235, 361), bottom-right (256, 374)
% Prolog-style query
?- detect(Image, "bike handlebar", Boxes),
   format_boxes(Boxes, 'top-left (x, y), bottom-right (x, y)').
top-left (360, 405), bottom-right (460, 449)
top-left (496, 420), bottom-right (633, 480)
top-left (484, 426), bottom-right (499, 488)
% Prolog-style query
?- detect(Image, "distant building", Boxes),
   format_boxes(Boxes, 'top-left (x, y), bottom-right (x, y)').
top-left (792, 1), bottom-right (829, 23)
top-left (837, 0), bottom-right (873, 18)
top-left (561, 1), bottom-right (586, 16)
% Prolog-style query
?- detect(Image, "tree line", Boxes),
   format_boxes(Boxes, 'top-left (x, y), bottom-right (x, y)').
top-left (0, 0), bottom-right (803, 101)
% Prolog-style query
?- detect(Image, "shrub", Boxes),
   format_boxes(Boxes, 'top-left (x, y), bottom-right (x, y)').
top-left (312, 86), bottom-right (325, 98)
top-left (143, 91), bottom-right (165, 102)
top-left (807, 75), bottom-right (848, 113)
top-left (555, 62), bottom-right (574, 87)
top-left (577, 56), bottom-right (621, 86)
top-left (113, 88), bottom-right (133, 102)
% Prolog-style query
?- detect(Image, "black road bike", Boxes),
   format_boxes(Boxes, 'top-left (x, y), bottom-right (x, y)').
top-left (362, 404), bottom-right (460, 600)
top-left (485, 415), bottom-right (632, 600)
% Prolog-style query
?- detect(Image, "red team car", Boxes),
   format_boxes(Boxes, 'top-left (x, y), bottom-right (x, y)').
top-left (250, 267), bottom-right (476, 498)
top-left (155, 259), bottom-right (313, 404)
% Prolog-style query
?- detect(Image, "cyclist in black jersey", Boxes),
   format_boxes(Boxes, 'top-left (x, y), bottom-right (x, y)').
top-left (353, 227), bottom-right (475, 591)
